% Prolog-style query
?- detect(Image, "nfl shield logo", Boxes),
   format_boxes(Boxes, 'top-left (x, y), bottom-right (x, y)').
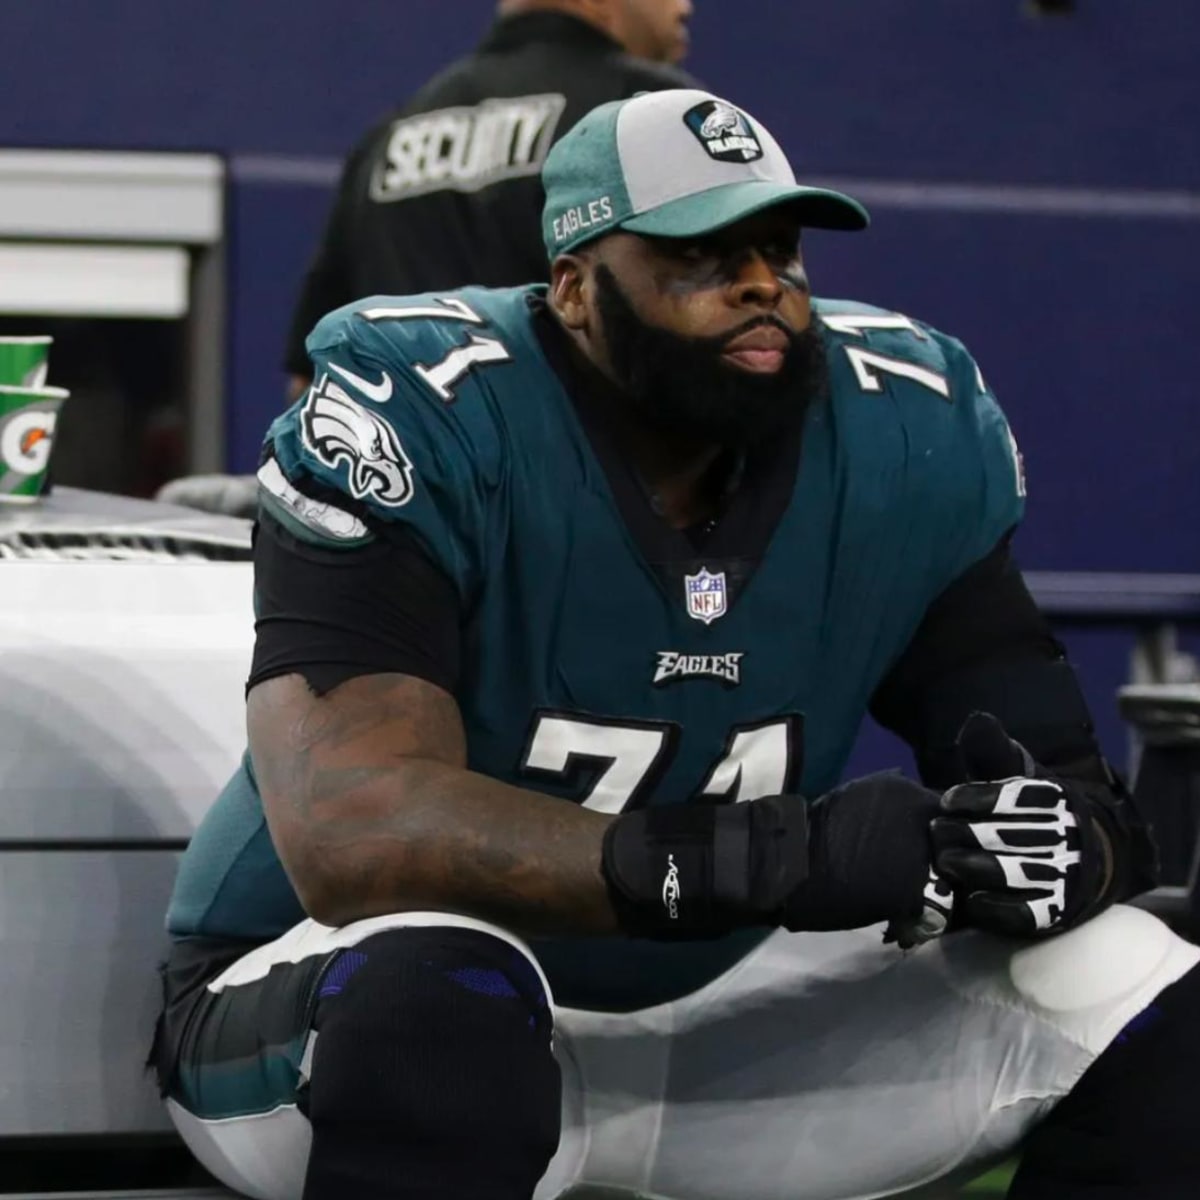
top-left (684, 567), bottom-right (728, 625)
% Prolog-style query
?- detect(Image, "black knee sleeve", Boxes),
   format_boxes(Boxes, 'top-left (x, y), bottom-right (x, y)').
top-left (1010, 960), bottom-right (1200, 1199)
top-left (302, 925), bottom-right (560, 1200)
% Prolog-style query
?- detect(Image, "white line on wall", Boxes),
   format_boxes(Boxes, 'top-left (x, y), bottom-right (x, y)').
top-left (229, 153), bottom-right (1200, 220)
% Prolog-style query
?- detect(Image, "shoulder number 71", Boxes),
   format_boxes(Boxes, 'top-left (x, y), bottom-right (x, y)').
top-left (361, 296), bottom-right (512, 403)
top-left (823, 310), bottom-right (950, 399)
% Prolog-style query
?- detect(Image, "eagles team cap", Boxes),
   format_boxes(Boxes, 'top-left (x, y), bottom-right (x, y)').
top-left (541, 88), bottom-right (869, 257)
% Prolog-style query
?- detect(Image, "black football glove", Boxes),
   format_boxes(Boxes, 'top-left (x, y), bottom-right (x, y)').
top-left (786, 772), bottom-right (944, 933)
top-left (601, 772), bottom-right (943, 939)
top-left (930, 711), bottom-right (1112, 938)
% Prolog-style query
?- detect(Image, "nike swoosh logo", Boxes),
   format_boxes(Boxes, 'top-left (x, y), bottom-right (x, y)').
top-left (327, 361), bottom-right (394, 403)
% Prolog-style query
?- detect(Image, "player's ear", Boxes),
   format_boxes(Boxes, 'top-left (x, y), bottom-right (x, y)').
top-left (550, 254), bottom-right (589, 331)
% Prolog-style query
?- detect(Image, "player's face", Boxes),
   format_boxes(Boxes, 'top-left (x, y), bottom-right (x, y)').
top-left (611, 0), bottom-right (693, 64)
top-left (577, 208), bottom-right (827, 447)
top-left (599, 208), bottom-right (812, 366)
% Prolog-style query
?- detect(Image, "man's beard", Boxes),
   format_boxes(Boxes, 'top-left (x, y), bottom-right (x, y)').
top-left (592, 264), bottom-right (829, 449)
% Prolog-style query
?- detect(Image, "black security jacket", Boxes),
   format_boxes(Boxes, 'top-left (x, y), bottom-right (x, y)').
top-left (283, 12), bottom-right (697, 374)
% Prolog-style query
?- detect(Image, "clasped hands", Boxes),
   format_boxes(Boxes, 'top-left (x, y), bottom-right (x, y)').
top-left (600, 710), bottom-right (1113, 942)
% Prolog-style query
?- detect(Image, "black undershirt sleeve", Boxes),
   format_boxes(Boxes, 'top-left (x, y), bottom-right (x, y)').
top-left (247, 510), bottom-right (462, 697)
top-left (871, 534), bottom-right (1159, 900)
top-left (869, 534), bottom-right (1098, 789)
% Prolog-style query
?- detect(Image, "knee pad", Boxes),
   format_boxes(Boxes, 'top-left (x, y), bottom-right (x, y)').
top-left (304, 924), bottom-right (560, 1200)
top-left (1007, 905), bottom-right (1200, 1052)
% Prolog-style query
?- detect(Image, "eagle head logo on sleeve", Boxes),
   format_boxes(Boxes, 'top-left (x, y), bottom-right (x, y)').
top-left (300, 373), bottom-right (415, 507)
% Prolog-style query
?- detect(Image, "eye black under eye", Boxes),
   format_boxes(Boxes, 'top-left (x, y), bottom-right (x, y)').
top-left (673, 241), bottom-right (716, 262)
top-left (763, 240), bottom-right (800, 262)
top-left (660, 236), bottom-right (797, 271)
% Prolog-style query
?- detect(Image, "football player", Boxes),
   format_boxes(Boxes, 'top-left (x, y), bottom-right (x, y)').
top-left (154, 90), bottom-right (1200, 1199)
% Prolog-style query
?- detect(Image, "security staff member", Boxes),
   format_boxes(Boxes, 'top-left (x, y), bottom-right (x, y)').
top-left (283, 0), bottom-right (698, 400)
top-left (158, 0), bottom-right (697, 515)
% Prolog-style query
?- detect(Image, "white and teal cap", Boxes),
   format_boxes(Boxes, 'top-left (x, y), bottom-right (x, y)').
top-left (541, 88), bottom-right (868, 258)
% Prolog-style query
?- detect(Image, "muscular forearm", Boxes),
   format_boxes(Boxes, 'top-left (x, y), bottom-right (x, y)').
top-left (296, 757), bottom-right (615, 933)
top-left (249, 673), bottom-right (618, 934)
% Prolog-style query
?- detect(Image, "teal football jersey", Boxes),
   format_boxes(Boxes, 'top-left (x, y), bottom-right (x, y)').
top-left (168, 285), bottom-right (1024, 1010)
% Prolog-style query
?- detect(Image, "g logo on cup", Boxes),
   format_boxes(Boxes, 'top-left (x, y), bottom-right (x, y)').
top-left (1, 410), bottom-right (58, 476)
top-left (0, 385), bottom-right (67, 502)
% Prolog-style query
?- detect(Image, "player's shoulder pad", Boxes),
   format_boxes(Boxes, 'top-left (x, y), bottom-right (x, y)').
top-left (816, 296), bottom-right (1009, 431)
top-left (816, 297), bottom-right (970, 388)
top-left (816, 296), bottom-right (1025, 536)
top-left (304, 284), bottom-right (530, 419)
top-left (261, 286), bottom-right (535, 554)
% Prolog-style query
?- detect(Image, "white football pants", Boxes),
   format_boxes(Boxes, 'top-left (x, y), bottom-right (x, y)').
top-left (167, 904), bottom-right (1199, 1200)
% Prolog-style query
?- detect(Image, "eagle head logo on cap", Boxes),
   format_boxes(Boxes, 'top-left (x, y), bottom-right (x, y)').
top-left (684, 100), bottom-right (763, 164)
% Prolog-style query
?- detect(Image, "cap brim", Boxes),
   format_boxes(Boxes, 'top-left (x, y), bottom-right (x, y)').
top-left (619, 180), bottom-right (869, 240)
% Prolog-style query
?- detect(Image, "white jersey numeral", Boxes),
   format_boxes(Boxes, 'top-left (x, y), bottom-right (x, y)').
top-left (358, 296), bottom-right (512, 403)
top-left (360, 296), bottom-right (484, 324)
top-left (521, 716), bottom-right (675, 814)
top-left (415, 335), bottom-right (513, 401)
top-left (843, 346), bottom-right (950, 399)
top-left (520, 713), bottom-right (800, 813)
top-left (698, 719), bottom-right (797, 803)
top-left (821, 312), bottom-right (926, 339)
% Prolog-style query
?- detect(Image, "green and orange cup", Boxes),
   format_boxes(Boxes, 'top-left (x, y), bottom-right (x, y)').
top-left (0, 384), bottom-right (69, 503)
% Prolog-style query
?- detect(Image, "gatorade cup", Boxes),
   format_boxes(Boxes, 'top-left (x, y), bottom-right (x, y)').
top-left (0, 384), bottom-right (69, 503)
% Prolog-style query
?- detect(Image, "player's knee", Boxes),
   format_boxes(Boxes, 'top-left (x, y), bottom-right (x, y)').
top-left (1007, 904), bottom-right (1200, 1045)
top-left (306, 923), bottom-right (560, 1191)
top-left (1009, 959), bottom-right (1200, 1198)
